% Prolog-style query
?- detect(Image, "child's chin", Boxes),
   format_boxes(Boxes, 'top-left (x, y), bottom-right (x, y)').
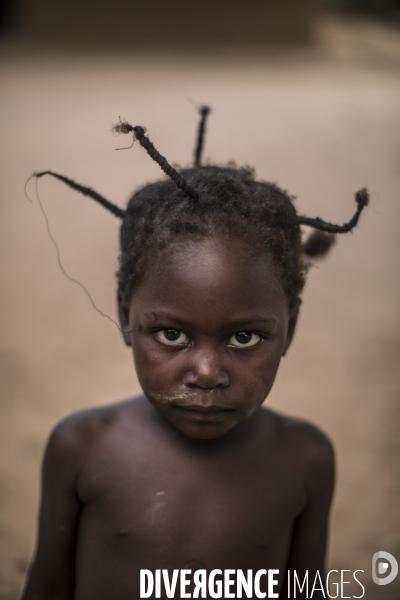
top-left (170, 418), bottom-right (237, 440)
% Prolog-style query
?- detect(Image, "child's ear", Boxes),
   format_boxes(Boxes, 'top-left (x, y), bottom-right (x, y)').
top-left (118, 295), bottom-right (132, 347)
top-left (282, 298), bottom-right (301, 356)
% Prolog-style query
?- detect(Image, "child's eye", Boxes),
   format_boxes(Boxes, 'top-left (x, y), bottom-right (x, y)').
top-left (155, 329), bottom-right (190, 346)
top-left (227, 332), bottom-right (261, 348)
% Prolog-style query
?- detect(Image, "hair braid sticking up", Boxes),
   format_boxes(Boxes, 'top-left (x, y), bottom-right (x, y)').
top-left (28, 171), bottom-right (126, 219)
top-left (298, 188), bottom-right (369, 233)
top-left (113, 120), bottom-right (199, 200)
top-left (194, 106), bottom-right (211, 167)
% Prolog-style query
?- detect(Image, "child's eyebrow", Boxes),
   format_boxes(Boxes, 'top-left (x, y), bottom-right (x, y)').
top-left (143, 311), bottom-right (277, 329)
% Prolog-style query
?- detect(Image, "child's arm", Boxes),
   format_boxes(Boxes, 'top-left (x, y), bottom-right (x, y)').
top-left (21, 418), bottom-right (83, 600)
top-left (281, 424), bottom-right (335, 600)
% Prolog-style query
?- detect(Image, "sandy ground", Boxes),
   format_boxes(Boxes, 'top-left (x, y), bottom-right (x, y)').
top-left (0, 17), bottom-right (399, 599)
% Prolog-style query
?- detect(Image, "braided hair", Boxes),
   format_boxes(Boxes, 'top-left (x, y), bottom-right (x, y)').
top-left (30, 107), bottom-right (369, 310)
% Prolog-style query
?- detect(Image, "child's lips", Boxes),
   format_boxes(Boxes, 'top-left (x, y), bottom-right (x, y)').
top-left (174, 403), bottom-right (233, 422)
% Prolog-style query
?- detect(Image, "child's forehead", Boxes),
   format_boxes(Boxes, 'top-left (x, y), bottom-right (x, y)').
top-left (160, 235), bottom-right (270, 271)
top-left (132, 236), bottom-right (288, 315)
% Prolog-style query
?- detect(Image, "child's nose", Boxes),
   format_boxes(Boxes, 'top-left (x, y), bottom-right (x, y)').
top-left (182, 350), bottom-right (230, 390)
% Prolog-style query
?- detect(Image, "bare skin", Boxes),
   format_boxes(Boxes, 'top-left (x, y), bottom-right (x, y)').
top-left (22, 237), bottom-right (334, 600)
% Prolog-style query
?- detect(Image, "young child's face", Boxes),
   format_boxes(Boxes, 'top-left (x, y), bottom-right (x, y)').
top-left (120, 236), bottom-right (298, 440)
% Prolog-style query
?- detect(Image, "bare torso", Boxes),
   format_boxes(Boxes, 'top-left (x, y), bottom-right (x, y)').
top-left (74, 397), bottom-right (317, 599)
top-left (23, 396), bottom-right (334, 600)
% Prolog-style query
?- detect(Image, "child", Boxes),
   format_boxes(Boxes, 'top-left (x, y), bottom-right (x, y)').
top-left (21, 108), bottom-right (368, 600)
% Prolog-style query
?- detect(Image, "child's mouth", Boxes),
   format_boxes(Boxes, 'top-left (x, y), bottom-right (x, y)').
top-left (174, 404), bottom-right (233, 422)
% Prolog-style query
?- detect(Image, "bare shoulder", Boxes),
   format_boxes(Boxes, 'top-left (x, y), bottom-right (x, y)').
top-left (262, 407), bottom-right (335, 494)
top-left (264, 407), bottom-right (334, 458)
top-left (45, 395), bottom-right (145, 466)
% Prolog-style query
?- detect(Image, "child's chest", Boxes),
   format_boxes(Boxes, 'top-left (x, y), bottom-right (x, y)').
top-left (76, 429), bottom-right (306, 571)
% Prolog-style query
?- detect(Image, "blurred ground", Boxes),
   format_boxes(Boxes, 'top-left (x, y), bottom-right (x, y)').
top-left (0, 16), bottom-right (399, 600)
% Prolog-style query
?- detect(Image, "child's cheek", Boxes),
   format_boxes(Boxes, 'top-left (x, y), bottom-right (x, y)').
top-left (240, 344), bottom-right (284, 404)
top-left (132, 337), bottom-right (182, 392)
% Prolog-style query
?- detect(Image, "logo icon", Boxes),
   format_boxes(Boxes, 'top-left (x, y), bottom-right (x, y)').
top-left (372, 551), bottom-right (398, 585)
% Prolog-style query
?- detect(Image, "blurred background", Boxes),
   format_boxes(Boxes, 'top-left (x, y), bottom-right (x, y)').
top-left (0, 1), bottom-right (399, 598)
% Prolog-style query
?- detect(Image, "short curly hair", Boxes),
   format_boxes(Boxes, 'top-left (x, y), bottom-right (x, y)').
top-left (118, 165), bottom-right (307, 309)
top-left (30, 108), bottom-right (369, 311)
